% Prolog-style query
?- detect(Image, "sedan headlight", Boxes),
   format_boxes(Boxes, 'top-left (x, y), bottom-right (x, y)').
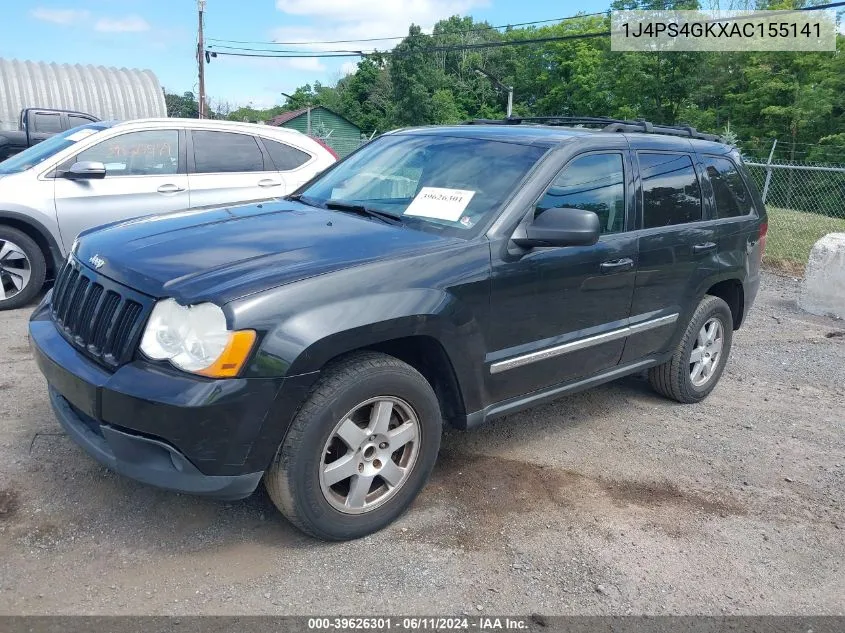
top-left (140, 299), bottom-right (255, 378)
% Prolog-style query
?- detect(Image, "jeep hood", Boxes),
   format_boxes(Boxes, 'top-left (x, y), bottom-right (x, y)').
top-left (74, 201), bottom-right (459, 304)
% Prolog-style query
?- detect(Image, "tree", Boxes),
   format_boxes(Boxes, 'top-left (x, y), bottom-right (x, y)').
top-left (164, 91), bottom-right (198, 118)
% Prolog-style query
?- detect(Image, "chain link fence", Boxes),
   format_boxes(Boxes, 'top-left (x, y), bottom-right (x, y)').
top-left (744, 158), bottom-right (845, 274)
top-left (309, 132), bottom-right (373, 159)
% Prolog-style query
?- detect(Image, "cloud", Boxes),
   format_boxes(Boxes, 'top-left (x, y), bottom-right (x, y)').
top-left (95, 15), bottom-right (150, 33)
top-left (340, 61), bottom-right (358, 76)
top-left (218, 55), bottom-right (327, 73)
top-left (272, 0), bottom-right (489, 52)
top-left (30, 7), bottom-right (90, 25)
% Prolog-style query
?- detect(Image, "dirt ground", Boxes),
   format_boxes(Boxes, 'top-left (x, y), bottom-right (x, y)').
top-left (0, 272), bottom-right (843, 616)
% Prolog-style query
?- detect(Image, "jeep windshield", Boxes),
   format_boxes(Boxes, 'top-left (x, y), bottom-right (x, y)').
top-left (296, 133), bottom-right (548, 238)
top-left (0, 121), bottom-right (114, 175)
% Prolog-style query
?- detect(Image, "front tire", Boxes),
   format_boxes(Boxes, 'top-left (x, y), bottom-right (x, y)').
top-left (0, 226), bottom-right (46, 311)
top-left (265, 352), bottom-right (442, 540)
top-left (648, 295), bottom-right (733, 404)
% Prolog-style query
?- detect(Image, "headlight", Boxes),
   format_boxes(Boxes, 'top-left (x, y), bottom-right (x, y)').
top-left (140, 299), bottom-right (256, 378)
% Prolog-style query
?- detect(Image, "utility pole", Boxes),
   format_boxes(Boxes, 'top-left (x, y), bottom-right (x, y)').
top-left (474, 67), bottom-right (513, 118)
top-left (197, 0), bottom-right (207, 119)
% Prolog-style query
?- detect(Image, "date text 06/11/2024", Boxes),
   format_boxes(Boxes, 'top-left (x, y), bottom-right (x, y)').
top-left (306, 617), bottom-right (531, 630)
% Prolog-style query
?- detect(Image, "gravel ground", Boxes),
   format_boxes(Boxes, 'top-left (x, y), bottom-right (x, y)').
top-left (0, 272), bottom-right (843, 616)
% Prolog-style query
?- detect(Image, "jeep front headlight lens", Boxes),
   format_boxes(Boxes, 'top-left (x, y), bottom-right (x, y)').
top-left (140, 299), bottom-right (255, 377)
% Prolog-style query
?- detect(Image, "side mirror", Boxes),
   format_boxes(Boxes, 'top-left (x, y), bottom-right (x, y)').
top-left (64, 161), bottom-right (106, 180)
top-left (512, 207), bottom-right (601, 248)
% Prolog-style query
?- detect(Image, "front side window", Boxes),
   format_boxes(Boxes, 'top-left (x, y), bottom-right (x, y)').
top-left (298, 133), bottom-right (548, 238)
top-left (639, 152), bottom-right (702, 228)
top-left (536, 153), bottom-right (625, 235)
top-left (263, 139), bottom-right (312, 171)
top-left (703, 156), bottom-right (754, 218)
top-left (75, 130), bottom-right (179, 176)
top-left (192, 131), bottom-right (265, 173)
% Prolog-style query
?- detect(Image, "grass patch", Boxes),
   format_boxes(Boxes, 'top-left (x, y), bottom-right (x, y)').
top-left (764, 207), bottom-right (845, 274)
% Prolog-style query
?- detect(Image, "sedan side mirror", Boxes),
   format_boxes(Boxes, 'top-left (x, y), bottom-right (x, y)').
top-left (64, 161), bottom-right (106, 180)
top-left (512, 207), bottom-right (601, 248)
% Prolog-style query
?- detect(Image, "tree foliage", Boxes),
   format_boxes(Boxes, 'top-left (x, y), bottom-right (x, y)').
top-left (169, 1), bottom-right (844, 159)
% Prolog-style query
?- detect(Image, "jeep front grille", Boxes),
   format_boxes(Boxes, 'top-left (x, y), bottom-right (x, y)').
top-left (50, 258), bottom-right (150, 369)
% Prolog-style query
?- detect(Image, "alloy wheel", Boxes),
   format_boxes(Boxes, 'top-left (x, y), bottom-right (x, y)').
top-left (0, 239), bottom-right (32, 302)
top-left (319, 396), bottom-right (421, 514)
top-left (689, 317), bottom-right (724, 387)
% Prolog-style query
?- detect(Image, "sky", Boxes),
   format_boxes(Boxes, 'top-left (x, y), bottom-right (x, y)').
top-left (0, 0), bottom-right (611, 109)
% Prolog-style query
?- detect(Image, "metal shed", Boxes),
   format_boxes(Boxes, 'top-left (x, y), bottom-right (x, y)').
top-left (0, 57), bottom-right (166, 131)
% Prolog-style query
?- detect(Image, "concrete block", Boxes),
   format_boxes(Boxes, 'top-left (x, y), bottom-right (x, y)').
top-left (799, 232), bottom-right (845, 319)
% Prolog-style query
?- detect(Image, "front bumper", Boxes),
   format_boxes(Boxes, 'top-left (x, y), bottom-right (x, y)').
top-left (29, 304), bottom-right (317, 500)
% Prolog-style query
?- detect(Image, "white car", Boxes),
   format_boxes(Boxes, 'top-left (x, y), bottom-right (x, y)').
top-left (0, 118), bottom-right (337, 309)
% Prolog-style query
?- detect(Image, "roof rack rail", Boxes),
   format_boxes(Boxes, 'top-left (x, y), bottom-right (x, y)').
top-left (464, 116), bottom-right (723, 143)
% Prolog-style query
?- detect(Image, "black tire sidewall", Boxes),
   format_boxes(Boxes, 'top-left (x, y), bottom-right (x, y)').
top-left (282, 367), bottom-right (441, 540)
top-left (680, 298), bottom-right (733, 401)
top-left (0, 226), bottom-right (47, 310)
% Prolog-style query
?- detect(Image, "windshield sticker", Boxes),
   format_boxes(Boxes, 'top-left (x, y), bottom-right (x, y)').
top-left (65, 129), bottom-right (98, 142)
top-left (404, 187), bottom-right (475, 222)
top-left (459, 215), bottom-right (474, 228)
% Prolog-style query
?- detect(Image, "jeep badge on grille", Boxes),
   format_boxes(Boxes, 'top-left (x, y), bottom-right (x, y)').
top-left (89, 254), bottom-right (105, 270)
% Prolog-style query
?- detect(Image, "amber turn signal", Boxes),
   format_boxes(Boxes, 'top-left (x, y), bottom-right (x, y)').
top-left (196, 330), bottom-right (257, 378)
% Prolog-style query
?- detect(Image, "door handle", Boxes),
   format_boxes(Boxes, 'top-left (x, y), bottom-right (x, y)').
top-left (693, 242), bottom-right (717, 254)
top-left (258, 179), bottom-right (282, 188)
top-left (157, 184), bottom-right (185, 194)
top-left (600, 257), bottom-right (634, 274)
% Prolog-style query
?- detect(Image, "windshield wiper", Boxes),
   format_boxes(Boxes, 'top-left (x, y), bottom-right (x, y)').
top-left (285, 193), bottom-right (322, 208)
top-left (323, 200), bottom-right (404, 226)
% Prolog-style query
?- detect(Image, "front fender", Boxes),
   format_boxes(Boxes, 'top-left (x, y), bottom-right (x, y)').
top-left (242, 288), bottom-right (488, 413)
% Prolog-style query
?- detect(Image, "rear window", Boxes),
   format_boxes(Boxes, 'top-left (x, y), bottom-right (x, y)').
top-left (192, 131), bottom-right (265, 173)
top-left (264, 139), bottom-right (312, 171)
top-left (33, 112), bottom-right (63, 134)
top-left (703, 156), bottom-right (754, 218)
top-left (639, 152), bottom-right (703, 228)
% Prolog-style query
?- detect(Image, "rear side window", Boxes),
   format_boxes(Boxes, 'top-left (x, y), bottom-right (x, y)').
top-left (192, 131), bottom-right (265, 173)
top-left (703, 156), bottom-right (754, 218)
top-left (33, 113), bottom-right (63, 134)
top-left (536, 153), bottom-right (625, 234)
top-left (263, 139), bottom-right (312, 171)
top-left (639, 152), bottom-right (702, 228)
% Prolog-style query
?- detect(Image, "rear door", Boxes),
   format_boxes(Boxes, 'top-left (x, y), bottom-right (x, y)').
top-left (621, 149), bottom-right (719, 362)
top-left (258, 136), bottom-right (318, 192)
top-left (53, 128), bottom-right (188, 247)
top-left (188, 130), bottom-right (285, 208)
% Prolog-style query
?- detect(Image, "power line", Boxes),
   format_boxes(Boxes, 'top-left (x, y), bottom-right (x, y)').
top-left (206, 1), bottom-right (844, 59)
top-left (208, 30), bottom-right (611, 59)
top-left (206, 11), bottom-right (608, 46)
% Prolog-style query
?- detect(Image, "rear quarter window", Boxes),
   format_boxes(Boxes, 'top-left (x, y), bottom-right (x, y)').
top-left (702, 155), bottom-right (755, 218)
top-left (263, 138), bottom-right (312, 171)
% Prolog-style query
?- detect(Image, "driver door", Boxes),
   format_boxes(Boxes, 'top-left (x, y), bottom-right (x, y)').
top-left (486, 149), bottom-right (639, 403)
top-left (53, 129), bottom-right (188, 248)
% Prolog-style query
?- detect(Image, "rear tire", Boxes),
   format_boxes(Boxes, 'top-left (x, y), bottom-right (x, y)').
top-left (0, 226), bottom-right (46, 311)
top-left (648, 295), bottom-right (733, 404)
top-left (265, 352), bottom-right (442, 541)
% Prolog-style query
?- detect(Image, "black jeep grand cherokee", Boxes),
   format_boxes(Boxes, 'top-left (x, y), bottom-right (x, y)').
top-left (30, 118), bottom-right (766, 540)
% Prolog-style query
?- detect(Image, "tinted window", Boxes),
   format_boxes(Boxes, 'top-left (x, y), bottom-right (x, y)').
top-left (76, 130), bottom-right (179, 176)
top-left (34, 113), bottom-right (62, 134)
top-left (639, 152), bottom-right (702, 228)
top-left (264, 139), bottom-right (311, 171)
top-left (193, 131), bottom-right (264, 173)
top-left (300, 134), bottom-right (547, 238)
top-left (703, 156), bottom-right (754, 218)
top-left (537, 153), bottom-right (625, 234)
top-left (68, 114), bottom-right (95, 128)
